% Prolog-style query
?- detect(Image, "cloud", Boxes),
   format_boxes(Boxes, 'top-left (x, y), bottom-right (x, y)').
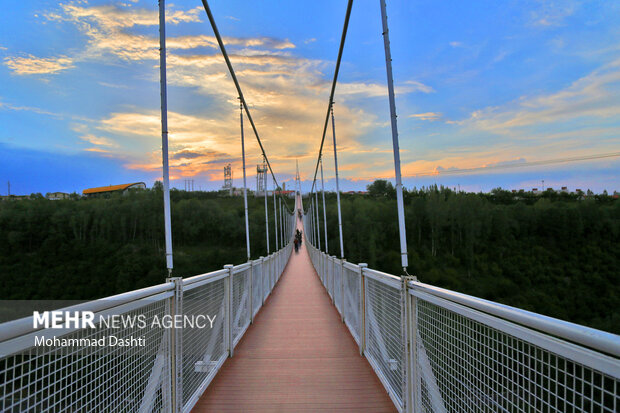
top-left (167, 35), bottom-right (294, 51)
top-left (84, 147), bottom-right (111, 153)
top-left (4, 54), bottom-right (74, 75)
top-left (7, 1), bottom-right (417, 183)
top-left (78, 134), bottom-right (118, 148)
top-left (403, 80), bottom-right (435, 94)
top-left (171, 149), bottom-right (229, 161)
top-left (449, 41), bottom-right (463, 48)
top-left (336, 80), bottom-right (434, 98)
top-left (483, 158), bottom-right (527, 168)
top-left (460, 57), bottom-right (620, 135)
top-left (45, 3), bottom-right (202, 28)
top-left (409, 112), bottom-right (442, 121)
top-left (0, 99), bottom-right (63, 117)
top-left (529, 0), bottom-right (577, 27)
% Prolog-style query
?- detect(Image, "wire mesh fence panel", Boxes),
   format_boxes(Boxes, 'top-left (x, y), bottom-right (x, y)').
top-left (364, 275), bottom-right (404, 408)
top-left (334, 259), bottom-right (343, 315)
top-left (231, 267), bottom-right (251, 347)
top-left (263, 258), bottom-right (270, 303)
top-left (342, 265), bottom-right (361, 344)
top-left (414, 297), bottom-right (620, 413)
top-left (326, 257), bottom-right (333, 300)
top-left (181, 278), bottom-right (227, 408)
top-left (0, 299), bottom-right (169, 413)
top-left (252, 261), bottom-right (262, 318)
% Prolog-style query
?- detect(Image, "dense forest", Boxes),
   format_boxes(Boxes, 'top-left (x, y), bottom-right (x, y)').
top-left (0, 181), bottom-right (618, 334)
top-left (310, 180), bottom-right (620, 334)
top-left (0, 187), bottom-right (293, 301)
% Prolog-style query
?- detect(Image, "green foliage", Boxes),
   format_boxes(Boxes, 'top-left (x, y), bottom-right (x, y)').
top-left (1, 184), bottom-right (618, 334)
top-left (0, 190), bottom-right (290, 301)
top-left (315, 185), bottom-right (620, 334)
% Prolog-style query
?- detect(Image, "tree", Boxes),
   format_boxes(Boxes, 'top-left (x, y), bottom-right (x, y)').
top-left (366, 180), bottom-right (396, 198)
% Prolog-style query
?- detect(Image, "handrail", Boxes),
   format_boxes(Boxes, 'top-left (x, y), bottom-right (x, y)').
top-left (0, 281), bottom-right (175, 342)
top-left (410, 280), bottom-right (620, 358)
top-left (183, 268), bottom-right (228, 286)
top-left (0, 240), bottom-right (294, 413)
top-left (303, 235), bottom-right (620, 413)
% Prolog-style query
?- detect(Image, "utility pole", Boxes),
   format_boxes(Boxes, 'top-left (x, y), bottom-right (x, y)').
top-left (380, 0), bottom-right (408, 272)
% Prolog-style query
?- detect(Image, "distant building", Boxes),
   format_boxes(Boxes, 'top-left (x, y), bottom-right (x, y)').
top-left (0, 195), bottom-right (29, 201)
top-left (83, 182), bottom-right (146, 197)
top-left (532, 188), bottom-right (540, 195)
top-left (46, 192), bottom-right (70, 200)
top-left (561, 187), bottom-right (568, 193)
top-left (275, 190), bottom-right (295, 198)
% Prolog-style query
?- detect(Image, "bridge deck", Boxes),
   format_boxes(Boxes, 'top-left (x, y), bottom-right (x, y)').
top-left (192, 217), bottom-right (396, 412)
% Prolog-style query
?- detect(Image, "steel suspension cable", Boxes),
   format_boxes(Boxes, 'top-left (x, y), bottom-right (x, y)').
top-left (308, 0), bottom-right (354, 195)
top-left (199, 0), bottom-right (292, 213)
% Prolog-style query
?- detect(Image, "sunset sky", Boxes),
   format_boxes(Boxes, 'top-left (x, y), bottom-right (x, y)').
top-left (1, 0), bottom-right (619, 195)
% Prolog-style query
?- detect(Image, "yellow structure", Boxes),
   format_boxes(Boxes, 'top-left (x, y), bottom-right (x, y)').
top-left (82, 182), bottom-right (146, 196)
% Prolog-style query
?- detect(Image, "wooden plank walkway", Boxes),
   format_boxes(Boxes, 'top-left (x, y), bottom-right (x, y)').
top-left (192, 214), bottom-right (396, 412)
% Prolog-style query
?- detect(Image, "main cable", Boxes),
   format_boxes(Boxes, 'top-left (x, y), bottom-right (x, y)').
top-left (200, 0), bottom-right (293, 213)
top-left (308, 0), bottom-right (354, 196)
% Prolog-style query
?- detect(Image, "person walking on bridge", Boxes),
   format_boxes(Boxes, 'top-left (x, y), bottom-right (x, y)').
top-left (295, 229), bottom-right (303, 247)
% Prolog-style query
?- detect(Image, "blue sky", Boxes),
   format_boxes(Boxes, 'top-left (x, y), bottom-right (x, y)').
top-left (0, 0), bottom-right (618, 195)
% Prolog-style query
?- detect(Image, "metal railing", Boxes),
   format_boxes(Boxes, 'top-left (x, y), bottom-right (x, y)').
top-left (0, 237), bottom-right (293, 413)
top-left (307, 242), bottom-right (620, 413)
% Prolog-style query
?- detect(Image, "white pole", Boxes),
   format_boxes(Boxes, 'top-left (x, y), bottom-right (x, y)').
top-left (309, 199), bottom-right (313, 244)
top-left (320, 156), bottom-right (328, 253)
top-left (311, 194), bottom-right (314, 245)
top-left (273, 181), bottom-right (279, 251)
top-left (331, 103), bottom-right (345, 258)
top-left (159, 0), bottom-right (173, 274)
top-left (314, 190), bottom-right (321, 250)
top-left (240, 100), bottom-right (251, 261)
top-left (380, 0), bottom-right (408, 271)
top-left (279, 197), bottom-right (283, 248)
top-left (264, 165), bottom-right (270, 254)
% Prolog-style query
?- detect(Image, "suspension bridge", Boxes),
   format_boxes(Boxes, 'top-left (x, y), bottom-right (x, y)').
top-left (1, 0), bottom-right (620, 412)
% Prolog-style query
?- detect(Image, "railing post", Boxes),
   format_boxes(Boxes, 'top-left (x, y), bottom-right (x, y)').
top-left (322, 253), bottom-right (325, 284)
top-left (407, 277), bottom-right (420, 413)
top-left (166, 276), bottom-right (183, 413)
top-left (401, 275), bottom-right (416, 413)
top-left (341, 259), bottom-right (346, 323)
top-left (358, 263), bottom-right (367, 356)
top-left (259, 256), bottom-right (264, 307)
top-left (249, 260), bottom-right (254, 324)
top-left (224, 264), bottom-right (234, 358)
top-left (271, 253), bottom-right (275, 290)
top-left (331, 256), bottom-right (336, 304)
